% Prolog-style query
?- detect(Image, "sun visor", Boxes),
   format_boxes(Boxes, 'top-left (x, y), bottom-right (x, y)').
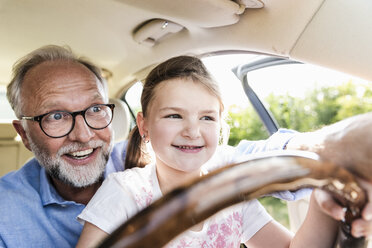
top-left (234, 0), bottom-right (264, 9)
top-left (130, 0), bottom-right (264, 46)
top-left (122, 0), bottom-right (256, 28)
top-left (133, 20), bottom-right (184, 47)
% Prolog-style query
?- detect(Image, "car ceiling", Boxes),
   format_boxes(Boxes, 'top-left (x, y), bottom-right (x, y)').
top-left (0, 0), bottom-right (371, 98)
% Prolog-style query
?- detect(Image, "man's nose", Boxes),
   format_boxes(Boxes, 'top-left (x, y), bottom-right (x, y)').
top-left (68, 115), bottom-right (95, 142)
top-left (182, 120), bottom-right (201, 139)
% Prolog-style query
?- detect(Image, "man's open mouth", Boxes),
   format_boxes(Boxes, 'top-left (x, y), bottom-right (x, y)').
top-left (65, 148), bottom-right (94, 159)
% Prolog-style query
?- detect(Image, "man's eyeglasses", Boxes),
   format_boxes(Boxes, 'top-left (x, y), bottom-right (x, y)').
top-left (21, 104), bottom-right (115, 138)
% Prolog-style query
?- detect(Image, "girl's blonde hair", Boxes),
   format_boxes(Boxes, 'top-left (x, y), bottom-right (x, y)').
top-left (124, 55), bottom-right (226, 169)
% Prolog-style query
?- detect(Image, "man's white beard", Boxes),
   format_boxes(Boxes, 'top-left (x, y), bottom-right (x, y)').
top-left (28, 137), bottom-right (113, 188)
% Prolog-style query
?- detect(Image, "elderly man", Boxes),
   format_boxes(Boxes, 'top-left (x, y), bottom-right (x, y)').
top-left (0, 45), bottom-right (371, 247)
top-left (0, 45), bottom-right (126, 247)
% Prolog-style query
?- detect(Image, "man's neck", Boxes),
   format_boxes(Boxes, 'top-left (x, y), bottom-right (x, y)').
top-left (50, 177), bottom-right (103, 205)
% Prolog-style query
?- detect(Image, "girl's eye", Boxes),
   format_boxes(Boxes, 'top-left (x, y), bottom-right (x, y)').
top-left (165, 114), bottom-right (182, 119)
top-left (201, 116), bottom-right (215, 121)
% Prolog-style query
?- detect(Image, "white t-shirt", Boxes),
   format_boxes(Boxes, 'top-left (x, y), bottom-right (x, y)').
top-left (78, 162), bottom-right (272, 247)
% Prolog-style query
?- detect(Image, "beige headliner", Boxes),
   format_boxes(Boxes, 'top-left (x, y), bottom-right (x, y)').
top-left (0, 0), bottom-right (371, 98)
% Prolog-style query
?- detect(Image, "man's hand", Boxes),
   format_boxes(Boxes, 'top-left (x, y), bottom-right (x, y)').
top-left (286, 112), bottom-right (372, 181)
top-left (351, 179), bottom-right (372, 238)
top-left (314, 178), bottom-right (372, 238)
top-left (286, 112), bottom-right (372, 238)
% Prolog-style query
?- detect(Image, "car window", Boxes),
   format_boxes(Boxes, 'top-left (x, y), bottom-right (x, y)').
top-left (0, 85), bottom-right (16, 121)
top-left (232, 59), bottom-right (372, 230)
top-left (122, 81), bottom-right (143, 128)
top-left (246, 63), bottom-right (372, 132)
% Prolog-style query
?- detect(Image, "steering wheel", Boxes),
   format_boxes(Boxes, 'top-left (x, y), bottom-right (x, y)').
top-left (97, 151), bottom-right (368, 248)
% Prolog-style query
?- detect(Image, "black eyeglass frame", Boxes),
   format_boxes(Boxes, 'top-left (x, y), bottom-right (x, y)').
top-left (21, 103), bottom-right (115, 138)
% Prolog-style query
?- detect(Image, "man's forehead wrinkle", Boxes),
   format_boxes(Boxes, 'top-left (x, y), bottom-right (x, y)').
top-left (36, 88), bottom-right (105, 113)
top-left (39, 89), bottom-right (103, 104)
top-left (39, 93), bottom-right (104, 112)
top-left (21, 65), bottom-right (106, 115)
top-left (28, 77), bottom-right (101, 99)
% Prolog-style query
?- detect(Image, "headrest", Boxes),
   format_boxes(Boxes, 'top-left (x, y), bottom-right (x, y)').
top-left (109, 98), bottom-right (131, 142)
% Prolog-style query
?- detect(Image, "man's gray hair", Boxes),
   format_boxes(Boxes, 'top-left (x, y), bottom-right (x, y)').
top-left (6, 45), bottom-right (107, 118)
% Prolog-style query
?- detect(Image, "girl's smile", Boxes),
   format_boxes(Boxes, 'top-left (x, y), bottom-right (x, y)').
top-left (171, 144), bottom-right (204, 153)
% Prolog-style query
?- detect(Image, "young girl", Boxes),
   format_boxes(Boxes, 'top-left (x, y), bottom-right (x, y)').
top-left (76, 55), bottom-right (340, 247)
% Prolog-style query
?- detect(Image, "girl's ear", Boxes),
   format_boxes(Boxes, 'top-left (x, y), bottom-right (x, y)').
top-left (136, 112), bottom-right (148, 137)
top-left (219, 119), bottom-right (230, 146)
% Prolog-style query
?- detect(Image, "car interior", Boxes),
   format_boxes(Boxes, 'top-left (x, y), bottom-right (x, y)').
top-left (0, 0), bottom-right (371, 246)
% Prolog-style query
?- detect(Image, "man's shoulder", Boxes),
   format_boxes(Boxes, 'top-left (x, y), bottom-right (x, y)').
top-left (105, 140), bottom-right (127, 176)
top-left (0, 159), bottom-right (44, 238)
top-left (0, 158), bottom-right (42, 198)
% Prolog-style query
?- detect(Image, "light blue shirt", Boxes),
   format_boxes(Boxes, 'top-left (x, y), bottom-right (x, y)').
top-left (0, 140), bottom-right (127, 248)
top-left (0, 129), bottom-right (309, 247)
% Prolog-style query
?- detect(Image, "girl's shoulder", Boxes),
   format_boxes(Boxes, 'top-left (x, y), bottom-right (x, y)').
top-left (105, 163), bottom-right (160, 208)
top-left (107, 162), bottom-right (156, 184)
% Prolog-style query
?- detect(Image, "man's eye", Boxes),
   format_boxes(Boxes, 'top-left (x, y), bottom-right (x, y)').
top-left (52, 113), bottom-right (63, 120)
top-left (92, 106), bottom-right (102, 113)
top-left (165, 114), bottom-right (181, 119)
top-left (45, 112), bottom-right (68, 122)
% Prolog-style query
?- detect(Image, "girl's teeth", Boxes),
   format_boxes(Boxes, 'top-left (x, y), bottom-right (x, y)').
top-left (179, 146), bottom-right (200, 149)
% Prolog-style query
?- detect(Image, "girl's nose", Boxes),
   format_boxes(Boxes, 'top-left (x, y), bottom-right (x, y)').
top-left (182, 120), bottom-right (201, 139)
